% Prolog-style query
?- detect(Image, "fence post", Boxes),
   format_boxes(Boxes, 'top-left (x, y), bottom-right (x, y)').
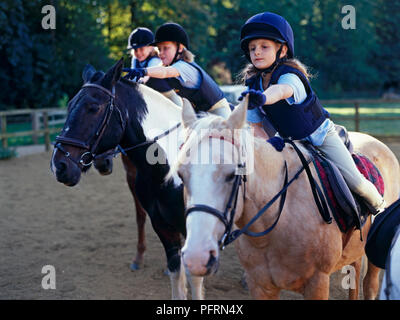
top-left (354, 102), bottom-right (360, 132)
top-left (1, 115), bottom-right (7, 148)
top-left (43, 111), bottom-right (50, 151)
top-left (32, 111), bottom-right (40, 144)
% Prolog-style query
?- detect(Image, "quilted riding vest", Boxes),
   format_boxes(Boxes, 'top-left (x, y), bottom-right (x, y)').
top-left (246, 64), bottom-right (329, 140)
top-left (134, 56), bottom-right (172, 93)
top-left (164, 61), bottom-right (225, 112)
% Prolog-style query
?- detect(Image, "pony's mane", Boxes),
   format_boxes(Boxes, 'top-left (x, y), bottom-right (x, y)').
top-left (166, 112), bottom-right (311, 182)
top-left (137, 82), bottom-right (183, 113)
top-left (166, 113), bottom-right (256, 180)
top-left (91, 72), bottom-right (148, 125)
top-left (120, 77), bottom-right (140, 89)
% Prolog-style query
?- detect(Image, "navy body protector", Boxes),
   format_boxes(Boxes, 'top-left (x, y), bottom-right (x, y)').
top-left (164, 61), bottom-right (225, 112)
top-left (134, 56), bottom-right (172, 93)
top-left (246, 64), bottom-right (329, 140)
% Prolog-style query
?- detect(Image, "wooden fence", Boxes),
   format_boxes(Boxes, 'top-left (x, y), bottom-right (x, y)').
top-left (321, 99), bottom-right (400, 140)
top-left (1, 98), bottom-right (400, 152)
top-left (0, 108), bottom-right (66, 151)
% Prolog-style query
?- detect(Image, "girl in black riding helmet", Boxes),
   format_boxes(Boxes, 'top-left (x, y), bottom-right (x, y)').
top-left (238, 11), bottom-right (386, 215)
top-left (123, 22), bottom-right (231, 118)
top-left (126, 27), bottom-right (182, 106)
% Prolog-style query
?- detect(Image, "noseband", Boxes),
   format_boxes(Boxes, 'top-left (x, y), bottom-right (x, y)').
top-left (54, 83), bottom-right (126, 167)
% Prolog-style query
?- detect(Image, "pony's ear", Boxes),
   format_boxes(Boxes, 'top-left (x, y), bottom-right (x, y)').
top-left (182, 98), bottom-right (197, 129)
top-left (82, 64), bottom-right (96, 83)
top-left (227, 95), bottom-right (248, 129)
top-left (102, 58), bottom-right (124, 90)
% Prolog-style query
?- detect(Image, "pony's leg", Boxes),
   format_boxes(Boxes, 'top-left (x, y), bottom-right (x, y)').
top-left (187, 272), bottom-right (204, 300)
top-left (121, 155), bottom-right (147, 270)
top-left (349, 258), bottom-right (362, 300)
top-left (170, 262), bottom-right (188, 300)
top-left (303, 272), bottom-right (330, 300)
top-left (134, 173), bottom-right (186, 299)
top-left (131, 195), bottom-right (146, 270)
top-left (363, 260), bottom-right (381, 300)
top-left (149, 215), bottom-right (187, 300)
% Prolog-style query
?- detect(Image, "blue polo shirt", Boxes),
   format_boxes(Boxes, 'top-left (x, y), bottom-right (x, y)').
top-left (247, 73), bottom-right (331, 146)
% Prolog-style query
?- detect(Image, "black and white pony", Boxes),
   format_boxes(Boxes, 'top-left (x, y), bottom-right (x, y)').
top-left (51, 58), bottom-right (203, 299)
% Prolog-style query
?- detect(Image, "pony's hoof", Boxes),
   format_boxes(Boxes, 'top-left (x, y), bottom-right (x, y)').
top-left (130, 262), bottom-right (140, 271)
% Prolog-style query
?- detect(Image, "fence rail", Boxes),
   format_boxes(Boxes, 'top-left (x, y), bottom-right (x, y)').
top-left (321, 99), bottom-right (400, 136)
top-left (1, 98), bottom-right (400, 151)
top-left (0, 108), bottom-right (66, 151)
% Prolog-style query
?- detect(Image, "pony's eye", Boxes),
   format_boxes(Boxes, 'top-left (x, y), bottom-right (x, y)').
top-left (88, 104), bottom-right (100, 113)
top-left (226, 172), bottom-right (235, 182)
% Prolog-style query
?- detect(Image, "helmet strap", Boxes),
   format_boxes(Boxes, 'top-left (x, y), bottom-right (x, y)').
top-left (256, 43), bottom-right (287, 76)
top-left (169, 43), bottom-right (182, 66)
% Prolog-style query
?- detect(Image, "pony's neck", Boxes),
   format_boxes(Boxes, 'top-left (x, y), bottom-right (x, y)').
top-left (136, 84), bottom-right (184, 185)
top-left (236, 137), bottom-right (287, 230)
top-left (138, 84), bottom-right (182, 135)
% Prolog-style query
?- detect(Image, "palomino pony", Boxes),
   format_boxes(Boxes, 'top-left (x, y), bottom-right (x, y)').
top-left (170, 96), bottom-right (400, 299)
top-left (51, 59), bottom-right (204, 299)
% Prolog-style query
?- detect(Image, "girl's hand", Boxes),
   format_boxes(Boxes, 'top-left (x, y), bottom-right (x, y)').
top-left (122, 68), bottom-right (147, 81)
top-left (238, 89), bottom-right (266, 110)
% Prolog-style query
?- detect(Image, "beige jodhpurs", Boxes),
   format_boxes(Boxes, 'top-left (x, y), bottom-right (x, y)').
top-left (162, 89), bottom-right (183, 107)
top-left (208, 98), bottom-right (232, 119)
top-left (316, 121), bottom-right (384, 210)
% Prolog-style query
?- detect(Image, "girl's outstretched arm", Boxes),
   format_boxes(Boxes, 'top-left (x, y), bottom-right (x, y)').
top-left (146, 66), bottom-right (180, 79)
top-left (263, 84), bottom-right (293, 105)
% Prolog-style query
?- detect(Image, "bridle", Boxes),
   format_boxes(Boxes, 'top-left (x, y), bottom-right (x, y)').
top-left (54, 82), bottom-right (182, 169)
top-left (184, 135), bottom-right (315, 250)
top-left (54, 83), bottom-right (126, 168)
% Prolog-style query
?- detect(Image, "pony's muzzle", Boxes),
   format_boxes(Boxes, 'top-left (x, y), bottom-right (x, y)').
top-left (52, 152), bottom-right (81, 187)
top-left (205, 251), bottom-right (219, 275)
top-left (182, 249), bottom-right (219, 276)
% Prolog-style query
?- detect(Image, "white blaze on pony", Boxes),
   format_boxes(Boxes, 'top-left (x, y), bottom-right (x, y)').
top-left (172, 94), bottom-right (400, 299)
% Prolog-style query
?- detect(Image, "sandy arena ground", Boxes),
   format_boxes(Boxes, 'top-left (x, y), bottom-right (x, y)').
top-left (1, 142), bottom-right (400, 300)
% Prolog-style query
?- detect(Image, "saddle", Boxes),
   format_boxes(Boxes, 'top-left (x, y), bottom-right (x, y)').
top-left (302, 125), bottom-right (384, 234)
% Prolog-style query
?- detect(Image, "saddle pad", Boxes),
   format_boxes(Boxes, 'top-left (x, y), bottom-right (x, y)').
top-left (313, 152), bottom-right (384, 233)
top-left (366, 198), bottom-right (400, 269)
top-left (352, 153), bottom-right (384, 196)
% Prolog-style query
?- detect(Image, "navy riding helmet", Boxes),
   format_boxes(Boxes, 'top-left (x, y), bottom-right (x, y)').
top-left (240, 12), bottom-right (294, 62)
top-left (127, 27), bottom-right (155, 50)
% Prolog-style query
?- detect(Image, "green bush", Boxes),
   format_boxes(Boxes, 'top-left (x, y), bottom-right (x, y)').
top-left (0, 147), bottom-right (17, 160)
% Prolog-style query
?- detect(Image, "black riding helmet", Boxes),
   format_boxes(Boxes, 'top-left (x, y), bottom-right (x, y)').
top-left (150, 22), bottom-right (190, 66)
top-left (127, 27), bottom-right (155, 50)
top-left (151, 22), bottom-right (190, 49)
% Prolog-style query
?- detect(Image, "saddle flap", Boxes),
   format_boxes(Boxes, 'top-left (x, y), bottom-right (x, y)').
top-left (313, 152), bottom-right (362, 231)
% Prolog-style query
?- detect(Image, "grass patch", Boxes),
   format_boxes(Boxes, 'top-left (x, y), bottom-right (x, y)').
top-left (325, 103), bottom-right (400, 136)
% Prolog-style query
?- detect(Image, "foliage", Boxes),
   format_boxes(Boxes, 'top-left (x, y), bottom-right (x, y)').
top-left (0, 0), bottom-right (399, 110)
